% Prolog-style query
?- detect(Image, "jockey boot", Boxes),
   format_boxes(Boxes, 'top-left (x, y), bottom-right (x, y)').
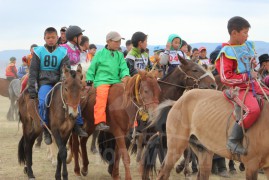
top-left (43, 127), bottom-right (52, 145)
top-left (73, 124), bottom-right (88, 137)
top-left (227, 123), bottom-right (247, 155)
top-left (95, 122), bottom-right (110, 131)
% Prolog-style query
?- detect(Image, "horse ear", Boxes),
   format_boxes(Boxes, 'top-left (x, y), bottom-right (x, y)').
top-left (62, 64), bottom-right (70, 79)
top-left (178, 54), bottom-right (188, 65)
top-left (76, 64), bottom-right (83, 80)
top-left (148, 69), bottom-right (159, 79)
top-left (76, 64), bottom-right (82, 74)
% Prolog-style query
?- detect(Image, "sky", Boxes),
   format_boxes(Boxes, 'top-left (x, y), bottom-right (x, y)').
top-left (0, 0), bottom-right (269, 50)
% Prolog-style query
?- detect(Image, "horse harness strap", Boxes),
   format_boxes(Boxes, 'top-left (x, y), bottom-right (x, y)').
top-left (177, 65), bottom-right (210, 88)
top-left (135, 74), bottom-right (141, 104)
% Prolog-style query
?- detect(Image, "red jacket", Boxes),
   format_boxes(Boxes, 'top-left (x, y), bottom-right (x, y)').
top-left (215, 43), bottom-right (269, 95)
top-left (5, 63), bottom-right (18, 78)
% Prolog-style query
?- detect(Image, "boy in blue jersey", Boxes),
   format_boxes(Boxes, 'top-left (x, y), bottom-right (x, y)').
top-left (28, 27), bottom-right (87, 145)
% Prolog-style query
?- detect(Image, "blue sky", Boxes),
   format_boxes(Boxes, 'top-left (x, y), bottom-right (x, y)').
top-left (0, 0), bottom-right (269, 50)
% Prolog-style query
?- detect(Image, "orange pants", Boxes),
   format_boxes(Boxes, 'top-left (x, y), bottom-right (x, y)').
top-left (94, 85), bottom-right (110, 125)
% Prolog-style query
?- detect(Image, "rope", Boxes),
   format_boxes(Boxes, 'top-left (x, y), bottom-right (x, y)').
top-left (45, 82), bottom-right (66, 109)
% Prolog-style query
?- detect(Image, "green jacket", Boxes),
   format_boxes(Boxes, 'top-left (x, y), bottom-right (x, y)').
top-left (86, 47), bottom-right (130, 88)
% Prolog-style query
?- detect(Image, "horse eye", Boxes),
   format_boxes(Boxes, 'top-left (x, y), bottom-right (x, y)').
top-left (192, 69), bottom-right (198, 72)
top-left (65, 87), bottom-right (68, 92)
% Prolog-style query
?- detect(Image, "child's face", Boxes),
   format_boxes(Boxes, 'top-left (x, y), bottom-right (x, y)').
top-left (107, 40), bottom-right (121, 51)
top-left (233, 28), bottom-right (249, 45)
top-left (181, 45), bottom-right (188, 53)
top-left (139, 38), bottom-right (148, 50)
top-left (171, 38), bottom-right (181, 50)
top-left (44, 32), bottom-right (58, 46)
top-left (89, 48), bottom-right (96, 55)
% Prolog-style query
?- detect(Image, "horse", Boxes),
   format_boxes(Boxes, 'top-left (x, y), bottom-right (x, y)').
top-left (18, 65), bottom-right (83, 180)
top-left (138, 58), bottom-right (217, 179)
top-left (156, 89), bottom-right (269, 180)
top-left (0, 77), bottom-right (11, 97)
top-left (133, 56), bottom-right (216, 163)
top-left (7, 79), bottom-right (20, 121)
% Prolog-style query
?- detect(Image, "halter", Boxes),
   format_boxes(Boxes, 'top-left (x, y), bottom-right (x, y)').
top-left (133, 74), bottom-right (159, 110)
top-left (157, 65), bottom-right (211, 89)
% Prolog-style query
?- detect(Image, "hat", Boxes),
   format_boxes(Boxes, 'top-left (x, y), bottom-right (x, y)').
top-left (209, 45), bottom-right (222, 64)
top-left (22, 56), bottom-right (27, 63)
top-left (10, 57), bottom-right (16, 62)
top-left (60, 26), bottom-right (67, 32)
top-left (259, 54), bottom-right (269, 64)
top-left (106, 31), bottom-right (125, 41)
top-left (199, 46), bottom-right (207, 52)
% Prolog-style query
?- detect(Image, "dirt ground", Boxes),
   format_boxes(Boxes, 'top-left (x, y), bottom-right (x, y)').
top-left (0, 96), bottom-right (266, 180)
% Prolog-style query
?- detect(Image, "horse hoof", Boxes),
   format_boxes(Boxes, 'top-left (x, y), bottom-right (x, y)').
top-left (24, 167), bottom-right (28, 174)
top-left (81, 168), bottom-right (88, 176)
top-left (239, 163), bottom-right (245, 171)
top-left (29, 178), bottom-right (35, 180)
top-left (175, 164), bottom-right (184, 174)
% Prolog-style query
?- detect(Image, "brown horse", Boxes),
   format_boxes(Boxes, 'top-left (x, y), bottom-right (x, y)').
top-left (18, 65), bottom-right (83, 180)
top-left (0, 78), bottom-right (11, 97)
top-left (156, 89), bottom-right (269, 180)
top-left (68, 70), bottom-right (160, 179)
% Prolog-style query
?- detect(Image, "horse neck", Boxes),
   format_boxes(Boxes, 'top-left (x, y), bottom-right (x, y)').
top-left (159, 70), bottom-right (186, 101)
top-left (123, 74), bottom-right (140, 109)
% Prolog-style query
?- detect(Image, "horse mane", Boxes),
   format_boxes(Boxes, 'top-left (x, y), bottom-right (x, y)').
top-left (123, 70), bottom-right (154, 108)
top-left (160, 67), bottom-right (177, 81)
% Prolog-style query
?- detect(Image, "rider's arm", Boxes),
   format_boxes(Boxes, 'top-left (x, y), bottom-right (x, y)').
top-left (28, 53), bottom-right (40, 98)
top-left (125, 58), bottom-right (138, 77)
top-left (215, 54), bottom-right (249, 86)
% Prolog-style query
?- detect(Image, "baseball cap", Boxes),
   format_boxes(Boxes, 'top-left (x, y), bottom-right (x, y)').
top-left (106, 31), bottom-right (125, 41)
top-left (199, 47), bottom-right (207, 52)
top-left (60, 27), bottom-right (67, 32)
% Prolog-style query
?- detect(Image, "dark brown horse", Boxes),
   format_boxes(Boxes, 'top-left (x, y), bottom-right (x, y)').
top-left (0, 78), bottom-right (10, 97)
top-left (140, 57), bottom-right (217, 179)
top-left (18, 65), bottom-right (83, 180)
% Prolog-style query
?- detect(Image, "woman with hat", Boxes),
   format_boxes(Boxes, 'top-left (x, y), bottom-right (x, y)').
top-left (5, 57), bottom-right (18, 81)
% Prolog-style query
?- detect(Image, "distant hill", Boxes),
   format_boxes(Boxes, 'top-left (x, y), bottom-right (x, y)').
top-left (1, 41), bottom-right (269, 78)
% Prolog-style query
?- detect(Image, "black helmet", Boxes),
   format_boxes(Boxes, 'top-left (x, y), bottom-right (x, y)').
top-left (66, 25), bottom-right (84, 41)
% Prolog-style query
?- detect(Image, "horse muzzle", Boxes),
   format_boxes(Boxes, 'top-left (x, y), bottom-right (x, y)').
top-left (67, 104), bottom-right (79, 118)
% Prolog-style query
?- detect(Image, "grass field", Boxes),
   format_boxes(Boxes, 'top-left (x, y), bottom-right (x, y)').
top-left (0, 96), bottom-right (266, 179)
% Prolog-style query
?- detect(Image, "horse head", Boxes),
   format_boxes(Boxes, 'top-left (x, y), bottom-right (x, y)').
top-left (61, 64), bottom-right (83, 118)
top-left (177, 54), bottom-right (217, 89)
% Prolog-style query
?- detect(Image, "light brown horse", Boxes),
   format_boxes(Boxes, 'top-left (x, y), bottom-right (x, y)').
top-left (0, 77), bottom-right (11, 97)
top-left (18, 65), bottom-right (83, 180)
top-left (156, 89), bottom-right (269, 180)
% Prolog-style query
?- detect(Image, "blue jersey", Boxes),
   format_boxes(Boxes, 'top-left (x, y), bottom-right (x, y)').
top-left (34, 46), bottom-right (67, 71)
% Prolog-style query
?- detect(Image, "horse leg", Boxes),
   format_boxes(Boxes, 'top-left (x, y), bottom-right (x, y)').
top-left (112, 144), bottom-right (121, 180)
top-left (245, 162), bottom-right (259, 180)
top-left (35, 131), bottom-right (42, 148)
top-left (115, 132), bottom-right (132, 180)
top-left (50, 138), bottom-right (58, 167)
top-left (24, 135), bottom-right (37, 179)
top-left (90, 130), bottom-right (99, 153)
top-left (71, 134), bottom-right (81, 176)
top-left (80, 136), bottom-right (90, 176)
top-left (190, 145), bottom-right (213, 180)
top-left (53, 131), bottom-right (68, 180)
top-left (136, 133), bottom-right (144, 162)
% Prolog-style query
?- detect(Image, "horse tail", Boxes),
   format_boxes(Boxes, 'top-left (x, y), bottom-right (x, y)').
top-left (141, 133), bottom-right (163, 179)
top-left (18, 136), bottom-right (25, 165)
top-left (98, 131), bottom-right (116, 175)
top-left (147, 100), bottom-right (175, 133)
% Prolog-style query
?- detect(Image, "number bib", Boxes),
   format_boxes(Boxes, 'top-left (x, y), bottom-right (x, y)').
top-left (34, 46), bottom-right (67, 71)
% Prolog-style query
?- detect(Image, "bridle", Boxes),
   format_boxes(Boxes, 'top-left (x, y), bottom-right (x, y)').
top-left (157, 65), bottom-right (211, 89)
top-left (132, 74), bottom-right (159, 110)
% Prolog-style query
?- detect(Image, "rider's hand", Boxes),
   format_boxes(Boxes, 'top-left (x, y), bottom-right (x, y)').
top-left (165, 42), bottom-right (171, 51)
top-left (251, 71), bottom-right (258, 79)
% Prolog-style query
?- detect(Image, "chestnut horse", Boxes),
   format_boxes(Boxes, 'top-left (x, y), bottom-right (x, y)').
top-left (156, 89), bottom-right (269, 180)
top-left (0, 78), bottom-right (10, 97)
top-left (18, 65), bottom-right (83, 180)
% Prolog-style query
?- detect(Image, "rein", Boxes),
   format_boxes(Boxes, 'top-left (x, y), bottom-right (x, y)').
top-left (157, 65), bottom-right (211, 89)
top-left (45, 82), bottom-right (66, 109)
